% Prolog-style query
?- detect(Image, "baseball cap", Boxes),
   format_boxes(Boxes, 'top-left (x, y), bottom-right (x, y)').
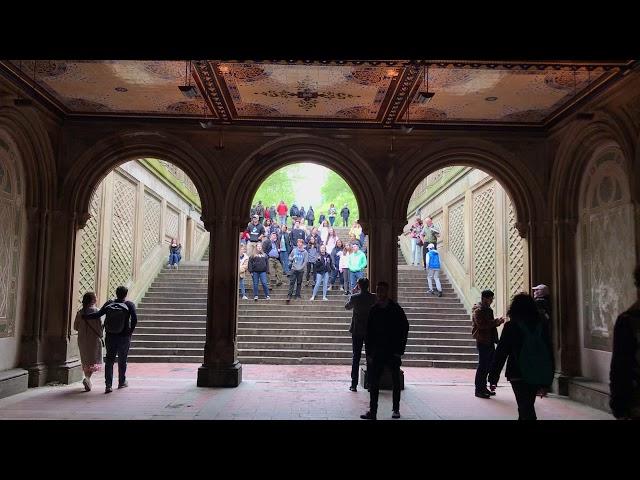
top-left (427, 243), bottom-right (435, 249)
top-left (532, 284), bottom-right (549, 295)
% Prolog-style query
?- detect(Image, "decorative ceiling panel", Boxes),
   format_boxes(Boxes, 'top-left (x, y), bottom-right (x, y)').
top-left (404, 66), bottom-right (609, 123)
top-left (2, 60), bottom-right (632, 127)
top-left (212, 62), bottom-right (401, 121)
top-left (8, 60), bottom-right (212, 116)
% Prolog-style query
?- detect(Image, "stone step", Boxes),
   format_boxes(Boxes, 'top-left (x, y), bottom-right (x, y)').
top-left (147, 287), bottom-right (209, 293)
top-left (137, 320), bottom-right (206, 328)
top-left (143, 293), bottom-right (208, 300)
top-left (234, 342), bottom-right (476, 353)
top-left (236, 335), bottom-right (476, 346)
top-left (236, 328), bottom-right (472, 339)
top-left (137, 307), bottom-right (206, 315)
top-left (135, 327), bottom-right (206, 335)
top-left (237, 320), bottom-right (471, 330)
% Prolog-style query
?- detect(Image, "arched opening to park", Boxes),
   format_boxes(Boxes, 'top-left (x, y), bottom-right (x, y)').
top-left (236, 162), bottom-right (364, 365)
top-left (397, 165), bottom-right (531, 368)
top-left (73, 158), bottom-right (210, 365)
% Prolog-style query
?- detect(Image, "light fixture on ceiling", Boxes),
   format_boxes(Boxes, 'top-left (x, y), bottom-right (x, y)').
top-left (485, 96), bottom-right (498, 102)
top-left (385, 68), bottom-right (400, 79)
top-left (414, 63), bottom-right (435, 105)
top-left (179, 60), bottom-right (199, 98)
top-left (199, 101), bottom-right (215, 129)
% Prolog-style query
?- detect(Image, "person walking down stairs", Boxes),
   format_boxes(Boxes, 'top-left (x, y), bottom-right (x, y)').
top-left (287, 238), bottom-right (308, 303)
top-left (248, 243), bottom-right (270, 301)
top-left (425, 243), bottom-right (443, 297)
top-left (311, 244), bottom-right (334, 301)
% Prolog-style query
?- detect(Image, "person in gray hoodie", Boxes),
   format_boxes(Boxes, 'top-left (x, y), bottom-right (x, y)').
top-left (305, 236), bottom-right (320, 287)
top-left (287, 238), bottom-right (308, 303)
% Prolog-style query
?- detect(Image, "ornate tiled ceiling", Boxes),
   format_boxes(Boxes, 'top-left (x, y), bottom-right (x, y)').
top-left (1, 60), bottom-right (633, 127)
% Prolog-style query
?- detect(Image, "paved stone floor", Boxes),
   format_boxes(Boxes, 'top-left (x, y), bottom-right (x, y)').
top-left (0, 364), bottom-right (612, 420)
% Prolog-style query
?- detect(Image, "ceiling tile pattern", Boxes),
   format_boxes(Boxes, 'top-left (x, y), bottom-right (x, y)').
top-left (3, 60), bottom-right (630, 127)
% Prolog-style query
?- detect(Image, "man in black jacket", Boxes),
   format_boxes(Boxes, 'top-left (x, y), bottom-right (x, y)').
top-left (345, 277), bottom-right (377, 392)
top-left (610, 264), bottom-right (640, 419)
top-left (83, 285), bottom-right (137, 394)
top-left (360, 281), bottom-right (409, 420)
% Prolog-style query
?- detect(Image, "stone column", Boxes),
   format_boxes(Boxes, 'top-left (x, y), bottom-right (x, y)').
top-left (20, 207), bottom-right (50, 386)
top-left (551, 217), bottom-right (580, 395)
top-left (44, 209), bottom-right (84, 384)
top-left (197, 215), bottom-right (242, 387)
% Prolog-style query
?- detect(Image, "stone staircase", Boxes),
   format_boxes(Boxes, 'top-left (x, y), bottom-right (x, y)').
top-left (130, 240), bottom-right (475, 368)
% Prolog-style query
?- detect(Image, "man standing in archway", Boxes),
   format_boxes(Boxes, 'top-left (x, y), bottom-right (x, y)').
top-left (277, 200), bottom-right (288, 226)
top-left (360, 281), bottom-right (409, 420)
top-left (420, 217), bottom-right (440, 269)
top-left (472, 290), bottom-right (504, 399)
top-left (345, 277), bottom-right (377, 392)
top-left (246, 215), bottom-right (265, 258)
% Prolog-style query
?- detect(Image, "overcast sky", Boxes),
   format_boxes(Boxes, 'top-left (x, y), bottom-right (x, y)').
top-left (289, 163), bottom-right (328, 209)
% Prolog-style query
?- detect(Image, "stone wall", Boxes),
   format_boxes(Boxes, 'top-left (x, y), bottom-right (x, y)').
top-left (401, 168), bottom-right (529, 318)
top-left (72, 160), bottom-right (210, 310)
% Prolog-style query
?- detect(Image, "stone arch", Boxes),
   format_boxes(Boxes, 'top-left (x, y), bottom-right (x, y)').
top-left (391, 141), bottom-right (543, 238)
top-left (227, 135), bottom-right (385, 233)
top-left (61, 130), bottom-right (222, 229)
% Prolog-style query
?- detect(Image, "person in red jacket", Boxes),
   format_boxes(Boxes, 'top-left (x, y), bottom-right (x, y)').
top-left (277, 200), bottom-right (288, 226)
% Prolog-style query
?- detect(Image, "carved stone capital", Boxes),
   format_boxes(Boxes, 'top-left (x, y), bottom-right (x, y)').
top-left (76, 211), bottom-right (92, 230)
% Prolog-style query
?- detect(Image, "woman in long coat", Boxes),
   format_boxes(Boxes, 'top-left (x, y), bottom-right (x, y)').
top-left (73, 292), bottom-right (103, 391)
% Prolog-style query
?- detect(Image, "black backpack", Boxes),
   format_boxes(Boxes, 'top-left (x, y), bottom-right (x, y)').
top-left (104, 301), bottom-right (130, 334)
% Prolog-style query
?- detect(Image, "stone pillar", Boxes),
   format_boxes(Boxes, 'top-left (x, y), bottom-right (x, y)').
top-left (494, 186), bottom-right (507, 317)
top-left (20, 207), bottom-right (50, 386)
top-left (552, 217), bottom-right (580, 394)
top-left (44, 209), bottom-right (84, 384)
top-left (197, 215), bottom-right (242, 387)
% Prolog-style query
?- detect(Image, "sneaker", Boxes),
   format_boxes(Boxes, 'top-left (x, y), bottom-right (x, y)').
top-left (118, 381), bottom-right (128, 389)
top-left (82, 377), bottom-right (91, 392)
top-left (322, 297), bottom-right (328, 301)
top-left (310, 296), bottom-right (315, 301)
top-left (105, 386), bottom-right (112, 394)
top-left (427, 290), bottom-right (434, 295)
top-left (254, 296), bottom-right (258, 301)
top-left (360, 411), bottom-right (377, 420)
top-left (349, 385), bottom-right (357, 392)
top-left (438, 290), bottom-right (443, 297)
top-left (286, 297), bottom-right (291, 304)
top-left (266, 296), bottom-right (271, 300)
top-left (475, 391), bottom-right (491, 399)
top-left (485, 388), bottom-right (496, 396)
top-left (242, 296), bottom-right (248, 300)
top-left (392, 411), bottom-right (401, 419)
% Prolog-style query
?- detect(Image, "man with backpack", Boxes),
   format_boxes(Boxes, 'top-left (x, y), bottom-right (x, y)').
top-left (471, 290), bottom-right (504, 399)
top-left (341, 204), bottom-right (350, 227)
top-left (83, 286), bottom-right (138, 394)
top-left (488, 293), bottom-right (554, 420)
top-left (425, 243), bottom-right (443, 297)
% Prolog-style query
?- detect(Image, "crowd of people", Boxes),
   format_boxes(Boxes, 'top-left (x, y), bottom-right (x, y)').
top-left (240, 200), bottom-right (366, 301)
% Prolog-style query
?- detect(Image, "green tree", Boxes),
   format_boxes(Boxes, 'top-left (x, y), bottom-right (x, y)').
top-left (251, 167), bottom-right (295, 216)
top-left (319, 171), bottom-right (359, 223)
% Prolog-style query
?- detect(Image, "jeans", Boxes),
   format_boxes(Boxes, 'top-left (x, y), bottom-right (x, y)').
top-left (368, 354), bottom-right (402, 415)
top-left (288, 269), bottom-right (304, 298)
top-left (279, 251), bottom-right (290, 274)
top-left (105, 334), bottom-right (131, 388)
top-left (169, 253), bottom-right (180, 265)
top-left (306, 261), bottom-right (315, 283)
top-left (307, 219), bottom-right (313, 226)
top-left (411, 238), bottom-right (421, 265)
top-left (312, 272), bottom-right (330, 298)
top-left (475, 342), bottom-right (495, 392)
top-left (511, 381), bottom-right (538, 420)
top-left (343, 269), bottom-right (351, 292)
top-left (427, 268), bottom-right (441, 291)
top-left (329, 216), bottom-right (335, 226)
top-left (342, 217), bottom-right (349, 227)
top-left (330, 267), bottom-right (342, 287)
top-left (279, 215), bottom-right (287, 225)
top-left (350, 270), bottom-right (364, 291)
top-left (351, 335), bottom-right (365, 387)
top-left (252, 271), bottom-right (269, 298)
top-left (239, 277), bottom-right (246, 298)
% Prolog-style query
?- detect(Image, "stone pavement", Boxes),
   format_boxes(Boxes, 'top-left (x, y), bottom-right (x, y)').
top-left (0, 364), bottom-right (613, 420)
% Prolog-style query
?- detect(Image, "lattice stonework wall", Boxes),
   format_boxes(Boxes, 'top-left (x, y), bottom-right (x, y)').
top-left (472, 185), bottom-right (496, 291)
top-left (165, 208), bottom-right (179, 240)
top-left (0, 144), bottom-right (22, 338)
top-left (77, 186), bottom-right (102, 306)
top-left (108, 174), bottom-right (137, 295)
top-left (448, 199), bottom-right (465, 267)
top-left (507, 198), bottom-right (527, 299)
top-left (142, 191), bottom-right (161, 261)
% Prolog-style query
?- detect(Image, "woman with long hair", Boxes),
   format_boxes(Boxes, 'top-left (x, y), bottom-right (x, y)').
top-left (330, 238), bottom-right (344, 290)
top-left (73, 292), bottom-right (103, 391)
top-left (248, 242), bottom-right (270, 301)
top-left (168, 237), bottom-right (182, 269)
top-left (340, 243), bottom-right (352, 295)
top-left (325, 227), bottom-right (338, 256)
top-left (488, 293), bottom-right (555, 420)
top-left (318, 219), bottom-right (330, 245)
top-left (263, 218), bottom-right (273, 237)
top-left (239, 244), bottom-right (249, 300)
